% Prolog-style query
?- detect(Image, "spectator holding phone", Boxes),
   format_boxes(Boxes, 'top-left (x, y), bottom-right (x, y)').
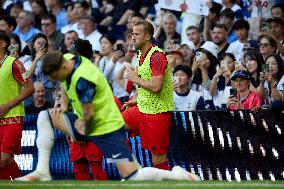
top-left (210, 53), bottom-right (235, 109)
top-left (173, 65), bottom-right (205, 111)
top-left (259, 54), bottom-right (284, 107)
top-left (243, 49), bottom-right (264, 90)
top-left (227, 70), bottom-right (262, 110)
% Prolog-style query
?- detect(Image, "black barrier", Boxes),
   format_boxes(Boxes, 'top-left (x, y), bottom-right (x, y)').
top-left (17, 110), bottom-right (284, 180)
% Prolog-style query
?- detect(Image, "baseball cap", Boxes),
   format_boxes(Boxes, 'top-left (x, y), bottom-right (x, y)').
top-left (231, 70), bottom-right (251, 81)
top-left (180, 40), bottom-right (195, 50)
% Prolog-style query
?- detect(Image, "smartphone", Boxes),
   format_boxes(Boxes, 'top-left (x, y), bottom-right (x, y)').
top-left (173, 39), bottom-right (180, 45)
top-left (262, 64), bottom-right (269, 73)
top-left (116, 44), bottom-right (124, 51)
top-left (220, 60), bottom-right (228, 71)
top-left (195, 52), bottom-right (204, 61)
top-left (230, 88), bottom-right (237, 98)
top-left (40, 42), bottom-right (48, 49)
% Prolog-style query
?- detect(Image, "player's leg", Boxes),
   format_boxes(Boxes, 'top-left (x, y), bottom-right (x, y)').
top-left (140, 112), bottom-right (172, 170)
top-left (84, 141), bottom-right (108, 180)
top-left (15, 109), bottom-right (72, 181)
top-left (73, 158), bottom-right (91, 180)
top-left (88, 128), bottom-right (200, 181)
top-left (0, 123), bottom-right (23, 179)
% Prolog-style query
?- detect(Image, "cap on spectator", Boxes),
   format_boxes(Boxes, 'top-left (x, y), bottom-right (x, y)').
top-left (231, 70), bottom-right (251, 81)
top-left (180, 41), bottom-right (195, 50)
top-left (200, 41), bottom-right (220, 58)
top-left (267, 17), bottom-right (283, 25)
top-left (243, 40), bottom-right (259, 51)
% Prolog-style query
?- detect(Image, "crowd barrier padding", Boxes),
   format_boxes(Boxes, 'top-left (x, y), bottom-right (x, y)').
top-left (17, 110), bottom-right (284, 180)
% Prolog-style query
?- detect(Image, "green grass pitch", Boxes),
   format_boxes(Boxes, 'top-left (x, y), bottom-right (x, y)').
top-left (0, 180), bottom-right (284, 189)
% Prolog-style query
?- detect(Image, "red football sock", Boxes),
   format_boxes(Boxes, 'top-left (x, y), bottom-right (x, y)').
top-left (154, 161), bottom-right (171, 170)
top-left (89, 161), bottom-right (108, 180)
top-left (0, 160), bottom-right (21, 180)
top-left (73, 159), bottom-right (91, 180)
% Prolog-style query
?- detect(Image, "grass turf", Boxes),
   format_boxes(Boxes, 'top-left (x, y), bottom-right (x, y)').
top-left (0, 180), bottom-right (284, 189)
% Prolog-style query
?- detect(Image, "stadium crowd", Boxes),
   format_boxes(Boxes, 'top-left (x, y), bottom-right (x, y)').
top-left (0, 0), bottom-right (284, 181)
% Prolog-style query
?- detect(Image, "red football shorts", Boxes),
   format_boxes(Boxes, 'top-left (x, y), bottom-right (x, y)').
top-left (69, 140), bottom-right (104, 162)
top-left (122, 106), bottom-right (172, 155)
top-left (0, 122), bottom-right (23, 155)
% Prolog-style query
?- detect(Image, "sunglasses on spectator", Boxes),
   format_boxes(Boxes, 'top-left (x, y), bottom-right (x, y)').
top-left (259, 43), bottom-right (270, 48)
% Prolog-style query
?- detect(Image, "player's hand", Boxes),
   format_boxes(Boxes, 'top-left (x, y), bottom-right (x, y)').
top-left (75, 119), bottom-right (86, 135)
top-left (0, 103), bottom-right (11, 117)
top-left (122, 99), bottom-right (137, 111)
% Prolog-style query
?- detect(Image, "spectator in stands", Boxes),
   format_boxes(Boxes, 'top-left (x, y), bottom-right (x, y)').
top-left (155, 12), bottom-right (181, 49)
top-left (219, 8), bottom-right (236, 43)
top-left (97, 34), bottom-right (116, 80)
top-left (178, 41), bottom-right (195, 67)
top-left (9, 34), bottom-right (31, 68)
top-left (15, 49), bottom-right (199, 181)
top-left (258, 34), bottom-right (278, 60)
top-left (211, 23), bottom-right (230, 60)
top-left (221, 0), bottom-right (241, 12)
top-left (167, 51), bottom-right (184, 71)
top-left (227, 70), bottom-right (262, 110)
top-left (60, 30), bottom-right (78, 54)
top-left (267, 16), bottom-right (284, 58)
top-left (31, 0), bottom-right (48, 30)
top-left (0, 30), bottom-right (34, 180)
top-left (226, 19), bottom-right (251, 61)
top-left (9, 2), bottom-right (23, 19)
top-left (210, 53), bottom-right (235, 109)
top-left (191, 41), bottom-right (219, 109)
top-left (13, 10), bottom-right (41, 44)
top-left (61, 1), bottom-right (90, 36)
top-left (185, 26), bottom-right (203, 50)
top-left (122, 20), bottom-right (174, 171)
top-left (41, 14), bottom-right (64, 51)
top-left (8, 34), bottom-right (22, 59)
top-left (127, 12), bottom-right (145, 30)
top-left (271, 3), bottom-right (284, 22)
top-left (173, 65), bottom-right (205, 111)
top-left (259, 54), bottom-right (284, 107)
top-left (28, 33), bottom-right (57, 104)
top-left (201, 1), bottom-right (222, 41)
top-left (25, 81), bottom-right (53, 114)
top-left (243, 49), bottom-right (264, 90)
top-left (0, 15), bottom-right (17, 35)
top-left (45, 0), bottom-right (68, 30)
top-left (78, 15), bottom-right (102, 53)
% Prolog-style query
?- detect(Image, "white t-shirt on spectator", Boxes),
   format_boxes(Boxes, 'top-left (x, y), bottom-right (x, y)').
top-left (213, 85), bottom-right (232, 108)
top-left (61, 22), bottom-right (83, 37)
top-left (264, 74), bottom-right (284, 103)
top-left (173, 90), bottom-right (203, 111)
top-left (226, 40), bottom-right (244, 61)
top-left (79, 29), bottom-right (102, 52)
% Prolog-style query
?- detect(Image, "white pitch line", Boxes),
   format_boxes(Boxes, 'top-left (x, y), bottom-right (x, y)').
top-left (0, 183), bottom-right (284, 188)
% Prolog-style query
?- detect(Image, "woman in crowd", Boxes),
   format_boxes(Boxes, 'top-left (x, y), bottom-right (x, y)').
top-left (28, 33), bottom-right (57, 104)
top-left (243, 49), bottom-right (264, 90)
top-left (191, 41), bottom-right (219, 109)
top-left (31, 0), bottom-right (48, 29)
top-left (258, 34), bottom-right (277, 61)
top-left (97, 34), bottom-right (129, 103)
top-left (155, 12), bottom-right (181, 49)
top-left (210, 53), bottom-right (235, 109)
top-left (259, 53), bottom-right (284, 107)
